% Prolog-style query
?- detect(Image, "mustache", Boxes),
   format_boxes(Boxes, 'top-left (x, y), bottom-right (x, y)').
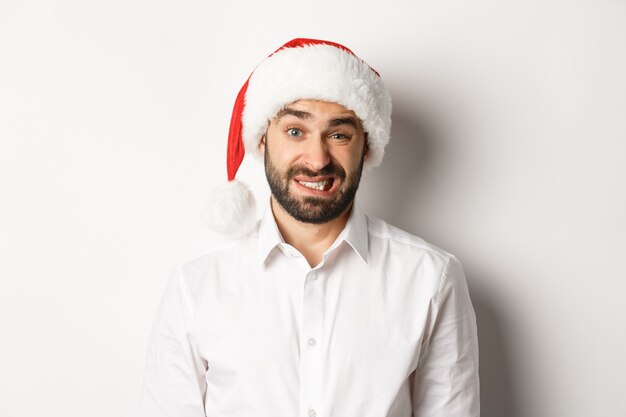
top-left (286, 162), bottom-right (346, 180)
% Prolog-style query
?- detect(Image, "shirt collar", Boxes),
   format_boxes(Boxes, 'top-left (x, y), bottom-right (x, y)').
top-left (256, 201), bottom-right (286, 265)
top-left (256, 200), bottom-right (369, 265)
top-left (333, 201), bottom-right (369, 263)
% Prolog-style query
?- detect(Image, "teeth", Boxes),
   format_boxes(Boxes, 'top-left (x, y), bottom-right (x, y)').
top-left (298, 180), bottom-right (328, 191)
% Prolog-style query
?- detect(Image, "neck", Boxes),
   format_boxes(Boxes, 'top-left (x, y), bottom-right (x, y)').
top-left (271, 197), bottom-right (352, 268)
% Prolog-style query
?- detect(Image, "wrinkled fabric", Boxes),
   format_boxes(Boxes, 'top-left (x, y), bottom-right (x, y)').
top-left (138, 203), bottom-right (479, 417)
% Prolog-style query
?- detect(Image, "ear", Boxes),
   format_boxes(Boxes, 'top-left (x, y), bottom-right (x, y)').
top-left (259, 133), bottom-right (266, 154)
top-left (363, 132), bottom-right (370, 161)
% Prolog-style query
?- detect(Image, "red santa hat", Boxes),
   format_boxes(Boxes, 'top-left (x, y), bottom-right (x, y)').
top-left (204, 38), bottom-right (392, 238)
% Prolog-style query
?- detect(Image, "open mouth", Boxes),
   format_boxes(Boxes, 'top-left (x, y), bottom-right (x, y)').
top-left (296, 178), bottom-right (334, 191)
top-left (294, 175), bottom-right (338, 194)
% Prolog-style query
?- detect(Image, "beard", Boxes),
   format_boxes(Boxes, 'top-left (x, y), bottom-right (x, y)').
top-left (264, 141), bottom-right (366, 225)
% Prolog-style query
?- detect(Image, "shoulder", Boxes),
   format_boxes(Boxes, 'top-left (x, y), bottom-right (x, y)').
top-left (172, 229), bottom-right (260, 292)
top-left (366, 215), bottom-right (454, 263)
top-left (365, 215), bottom-right (464, 296)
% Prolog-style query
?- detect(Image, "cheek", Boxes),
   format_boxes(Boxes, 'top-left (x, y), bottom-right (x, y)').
top-left (265, 147), bottom-right (299, 176)
top-left (266, 130), bottom-right (302, 162)
top-left (334, 147), bottom-right (365, 172)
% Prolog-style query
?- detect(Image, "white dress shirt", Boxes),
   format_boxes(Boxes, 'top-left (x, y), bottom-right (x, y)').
top-left (138, 203), bottom-right (479, 417)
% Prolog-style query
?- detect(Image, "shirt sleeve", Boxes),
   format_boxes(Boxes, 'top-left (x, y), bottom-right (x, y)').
top-left (411, 256), bottom-right (480, 417)
top-left (138, 266), bottom-right (208, 417)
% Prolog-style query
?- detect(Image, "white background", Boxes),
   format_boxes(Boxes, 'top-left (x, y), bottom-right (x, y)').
top-left (1, 1), bottom-right (625, 416)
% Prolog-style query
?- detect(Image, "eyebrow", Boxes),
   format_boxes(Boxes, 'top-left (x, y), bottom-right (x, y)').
top-left (328, 117), bottom-right (358, 129)
top-left (274, 108), bottom-right (359, 129)
top-left (274, 108), bottom-right (313, 121)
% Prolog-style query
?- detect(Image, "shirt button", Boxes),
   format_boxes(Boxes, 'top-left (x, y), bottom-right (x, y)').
top-left (308, 409), bottom-right (317, 417)
top-left (309, 272), bottom-right (318, 280)
top-left (308, 337), bottom-right (316, 347)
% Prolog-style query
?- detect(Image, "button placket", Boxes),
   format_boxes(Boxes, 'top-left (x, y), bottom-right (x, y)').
top-left (301, 269), bottom-right (324, 417)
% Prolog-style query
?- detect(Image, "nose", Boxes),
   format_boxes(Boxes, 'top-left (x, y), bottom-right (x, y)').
top-left (303, 136), bottom-right (330, 171)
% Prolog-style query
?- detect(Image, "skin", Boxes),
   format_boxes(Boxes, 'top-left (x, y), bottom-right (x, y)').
top-left (259, 99), bottom-right (369, 267)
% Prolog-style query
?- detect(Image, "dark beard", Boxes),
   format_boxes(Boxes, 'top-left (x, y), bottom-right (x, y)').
top-left (264, 140), bottom-right (366, 224)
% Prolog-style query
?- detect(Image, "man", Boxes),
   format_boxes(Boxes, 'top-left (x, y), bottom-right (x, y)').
top-left (138, 38), bottom-right (479, 417)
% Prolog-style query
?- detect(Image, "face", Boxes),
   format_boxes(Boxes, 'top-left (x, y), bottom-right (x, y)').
top-left (259, 99), bottom-right (369, 224)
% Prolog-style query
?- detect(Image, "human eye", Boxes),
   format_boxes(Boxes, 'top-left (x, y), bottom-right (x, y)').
top-left (329, 132), bottom-right (351, 140)
top-left (286, 127), bottom-right (303, 137)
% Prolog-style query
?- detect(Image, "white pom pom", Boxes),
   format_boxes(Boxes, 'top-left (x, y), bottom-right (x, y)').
top-left (203, 180), bottom-right (258, 239)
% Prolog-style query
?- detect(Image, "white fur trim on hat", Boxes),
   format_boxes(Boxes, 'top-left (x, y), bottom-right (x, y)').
top-left (242, 43), bottom-right (392, 168)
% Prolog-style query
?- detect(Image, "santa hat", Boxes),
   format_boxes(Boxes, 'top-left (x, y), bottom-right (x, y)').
top-left (204, 38), bottom-right (392, 238)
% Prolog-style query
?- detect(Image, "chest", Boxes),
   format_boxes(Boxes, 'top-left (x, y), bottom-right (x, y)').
top-left (192, 258), bottom-right (431, 385)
